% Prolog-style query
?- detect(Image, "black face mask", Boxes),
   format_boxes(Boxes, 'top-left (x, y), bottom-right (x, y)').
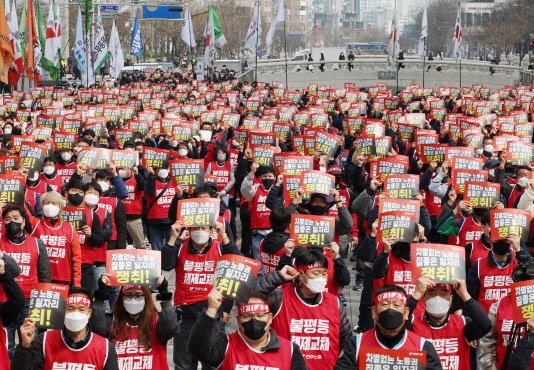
top-left (68, 193), bottom-right (84, 206)
top-left (309, 205), bottom-right (328, 216)
top-left (492, 240), bottom-right (511, 256)
top-left (261, 178), bottom-right (274, 189)
top-left (241, 319), bottom-right (268, 340)
top-left (378, 308), bottom-right (405, 331)
top-left (4, 221), bottom-right (22, 238)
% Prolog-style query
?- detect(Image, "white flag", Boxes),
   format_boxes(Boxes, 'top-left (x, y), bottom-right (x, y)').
top-left (266, 0), bottom-right (284, 47)
top-left (181, 7), bottom-right (196, 48)
top-left (204, 6), bottom-right (216, 69)
top-left (43, 2), bottom-right (59, 75)
top-left (93, 9), bottom-right (108, 74)
top-left (244, 1), bottom-right (262, 55)
top-left (387, 0), bottom-right (399, 68)
top-left (82, 28), bottom-right (94, 87)
top-left (108, 18), bottom-right (124, 79)
top-left (418, 0), bottom-right (428, 61)
top-left (453, 1), bottom-right (462, 63)
top-left (74, 5), bottom-right (86, 74)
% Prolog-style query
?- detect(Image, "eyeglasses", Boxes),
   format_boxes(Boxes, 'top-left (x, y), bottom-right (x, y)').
top-left (239, 313), bottom-right (270, 321)
top-left (123, 293), bottom-right (144, 301)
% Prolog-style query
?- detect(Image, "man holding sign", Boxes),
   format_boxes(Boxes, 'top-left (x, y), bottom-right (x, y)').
top-left (188, 286), bottom-right (307, 369)
top-left (410, 276), bottom-right (491, 370)
top-left (162, 219), bottom-right (241, 370)
top-left (12, 287), bottom-right (119, 370)
top-left (336, 285), bottom-right (442, 369)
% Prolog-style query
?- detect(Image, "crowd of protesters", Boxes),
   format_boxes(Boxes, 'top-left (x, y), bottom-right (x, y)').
top-left (0, 65), bottom-right (531, 370)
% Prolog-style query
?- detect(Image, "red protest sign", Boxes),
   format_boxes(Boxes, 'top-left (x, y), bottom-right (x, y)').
top-left (464, 181), bottom-right (501, 208)
top-left (289, 214), bottom-right (336, 247)
top-left (411, 243), bottom-right (466, 283)
top-left (490, 209), bottom-right (531, 242)
top-left (420, 143), bottom-right (447, 163)
top-left (377, 210), bottom-right (417, 243)
top-left (176, 198), bottom-right (221, 227)
top-left (215, 254), bottom-right (261, 302)
top-left (383, 174), bottom-right (420, 199)
top-left (358, 348), bottom-right (426, 370)
top-left (29, 283), bottom-right (70, 329)
top-left (511, 281), bottom-right (534, 323)
top-left (452, 169), bottom-right (489, 194)
top-left (106, 250), bottom-right (161, 286)
top-left (300, 170), bottom-right (335, 201)
top-left (377, 156), bottom-right (409, 184)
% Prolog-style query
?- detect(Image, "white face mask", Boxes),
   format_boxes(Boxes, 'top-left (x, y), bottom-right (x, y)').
top-left (178, 149), bottom-right (188, 157)
top-left (232, 140), bottom-right (240, 148)
top-left (191, 230), bottom-right (210, 245)
top-left (97, 181), bottom-right (110, 193)
top-left (425, 296), bottom-right (450, 317)
top-left (64, 311), bottom-right (89, 332)
top-left (43, 166), bottom-right (55, 175)
top-left (172, 140), bottom-right (179, 147)
top-left (518, 177), bottom-right (528, 188)
top-left (217, 154), bottom-right (226, 162)
top-left (85, 194), bottom-right (100, 206)
top-left (484, 145), bottom-right (493, 153)
top-left (319, 167), bottom-right (327, 173)
top-left (118, 170), bottom-right (128, 178)
top-left (43, 204), bottom-right (60, 218)
top-left (158, 169), bottom-right (169, 179)
top-left (123, 299), bottom-right (145, 315)
top-left (61, 152), bottom-right (73, 161)
top-left (4, 128), bottom-right (11, 134)
top-left (489, 168), bottom-right (496, 177)
top-left (304, 274), bottom-right (328, 294)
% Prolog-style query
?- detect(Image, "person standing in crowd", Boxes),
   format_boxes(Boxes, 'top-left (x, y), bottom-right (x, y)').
top-left (188, 285), bottom-right (308, 369)
top-left (162, 220), bottom-right (241, 370)
top-left (255, 248), bottom-right (351, 370)
top-left (90, 273), bottom-right (179, 370)
top-left (336, 285), bottom-right (443, 369)
top-left (118, 164), bottom-right (147, 249)
top-left (11, 287), bottom-right (119, 370)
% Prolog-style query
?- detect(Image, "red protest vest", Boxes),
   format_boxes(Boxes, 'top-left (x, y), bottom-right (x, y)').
top-left (174, 239), bottom-right (221, 306)
top-left (270, 285), bottom-right (340, 370)
top-left (508, 186), bottom-right (524, 208)
top-left (412, 313), bottom-right (470, 370)
top-left (251, 185), bottom-right (272, 229)
top-left (147, 180), bottom-right (176, 220)
top-left (93, 206), bottom-right (109, 263)
top-left (458, 216), bottom-right (482, 247)
top-left (386, 253), bottom-right (425, 316)
top-left (113, 315), bottom-right (168, 370)
top-left (328, 188), bottom-right (350, 217)
top-left (355, 329), bottom-right (426, 367)
top-left (421, 189), bottom-right (442, 217)
top-left (0, 235), bottom-right (40, 298)
top-left (42, 330), bottom-right (109, 370)
top-left (219, 331), bottom-right (293, 370)
top-left (259, 240), bottom-right (285, 275)
top-left (98, 196), bottom-right (118, 240)
top-left (40, 173), bottom-right (64, 194)
top-left (228, 147), bottom-right (239, 171)
top-left (27, 179), bottom-right (48, 196)
top-left (31, 219), bottom-right (75, 283)
top-left (469, 239), bottom-right (491, 266)
top-left (123, 176), bottom-right (143, 215)
top-left (25, 188), bottom-right (38, 215)
top-left (478, 256), bottom-right (514, 314)
top-left (79, 208), bottom-right (95, 265)
top-left (211, 160), bottom-right (234, 196)
top-left (56, 162), bottom-right (77, 183)
top-left (0, 317), bottom-right (8, 369)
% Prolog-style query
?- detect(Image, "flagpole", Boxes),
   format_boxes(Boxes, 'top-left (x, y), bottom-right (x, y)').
top-left (423, 37), bottom-right (426, 89)
top-left (459, 59), bottom-right (462, 89)
top-left (283, 19), bottom-right (288, 89)
top-left (255, 0), bottom-right (260, 83)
